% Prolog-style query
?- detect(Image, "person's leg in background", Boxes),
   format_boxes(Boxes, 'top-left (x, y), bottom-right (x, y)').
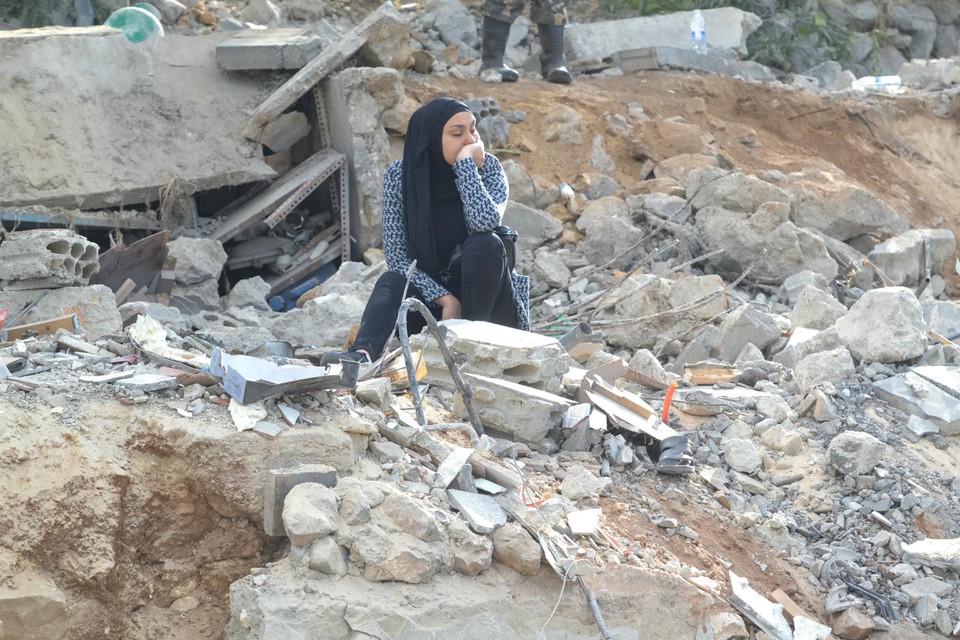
top-left (457, 231), bottom-right (519, 328)
top-left (531, 0), bottom-right (572, 84)
top-left (480, 0), bottom-right (527, 82)
top-left (321, 271), bottom-right (431, 364)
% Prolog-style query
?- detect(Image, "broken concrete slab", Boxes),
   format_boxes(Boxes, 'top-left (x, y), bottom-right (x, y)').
top-left (0, 229), bottom-right (99, 290)
top-left (115, 373), bottom-right (179, 393)
top-left (867, 228), bottom-right (956, 288)
top-left (873, 370), bottom-right (960, 435)
top-left (215, 28), bottom-right (322, 70)
top-left (436, 447), bottom-right (475, 489)
top-left (413, 320), bottom-right (569, 394)
top-left (727, 570), bottom-right (792, 640)
top-left (0, 27), bottom-right (274, 211)
top-left (264, 464), bottom-right (338, 537)
top-left (243, 2), bottom-right (412, 140)
top-left (566, 8), bottom-right (761, 62)
top-left (615, 45), bottom-right (777, 82)
top-left (446, 489), bottom-right (507, 535)
top-left (455, 373), bottom-right (573, 448)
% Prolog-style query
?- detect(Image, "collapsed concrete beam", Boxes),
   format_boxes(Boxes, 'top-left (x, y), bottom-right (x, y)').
top-left (0, 27), bottom-right (274, 211)
top-left (242, 2), bottom-right (411, 140)
top-left (215, 28), bottom-right (323, 71)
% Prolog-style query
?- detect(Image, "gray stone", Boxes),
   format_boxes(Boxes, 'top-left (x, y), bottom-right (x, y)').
top-left (581, 172), bottom-right (623, 201)
top-left (867, 228), bottom-right (957, 288)
top-left (669, 325), bottom-right (720, 373)
top-left (688, 169), bottom-right (790, 214)
top-left (269, 291), bottom-right (367, 349)
top-left (590, 136), bottom-right (616, 174)
top-left (118, 301), bottom-right (189, 333)
top-left (448, 519), bottom-right (493, 577)
top-left (215, 29), bottom-right (322, 71)
top-left (575, 197), bottom-right (644, 269)
top-left (349, 520), bottom-right (446, 584)
top-left (874, 371), bottom-right (960, 435)
top-left (355, 377), bottom-right (392, 410)
top-left (811, 389), bottom-right (838, 422)
top-left (424, 0), bottom-right (479, 57)
top-left (784, 170), bottom-right (908, 241)
top-left (166, 237), bottom-right (227, 285)
top-left (804, 60), bottom-right (846, 89)
top-left (413, 320), bottom-right (569, 394)
top-left (198, 325), bottom-right (277, 354)
top-left (502, 202), bottom-right (563, 254)
top-left (709, 611), bottom-right (748, 640)
top-left (902, 576), bottom-right (953, 604)
top-left (827, 431), bottom-right (884, 476)
top-left (923, 300), bottom-right (960, 337)
top-left (721, 438), bottom-right (761, 474)
top-left (794, 347), bottom-right (856, 392)
top-left (773, 326), bottom-right (843, 369)
top-left (652, 153), bottom-right (719, 184)
top-left (533, 250), bottom-right (571, 289)
top-left (716, 304), bottom-right (781, 364)
top-left (0, 229), bottom-right (99, 289)
top-left (264, 464), bottom-right (338, 536)
top-left (696, 202), bottom-right (838, 284)
top-left (904, 5), bottom-right (938, 60)
top-left (560, 465), bottom-right (609, 501)
top-left (906, 415), bottom-right (940, 437)
top-left (759, 423), bottom-right (803, 455)
top-left (831, 607), bottom-right (874, 640)
top-left (542, 106), bottom-right (582, 144)
top-left (369, 440), bottom-right (406, 463)
top-left (282, 482), bottom-right (340, 547)
top-left (240, 0), bottom-right (280, 24)
top-left (446, 490), bottom-right (507, 535)
top-left (836, 287), bottom-right (926, 363)
top-left (780, 269), bottom-right (831, 308)
top-left (566, 8), bottom-right (761, 60)
top-left (500, 160), bottom-right (559, 211)
top-left (934, 25), bottom-right (960, 59)
top-left (627, 349), bottom-right (675, 387)
top-left (600, 274), bottom-right (698, 351)
top-left (638, 192), bottom-right (692, 225)
top-left (149, 0), bottom-right (187, 24)
top-left (259, 111), bottom-right (311, 153)
top-left (668, 275), bottom-right (727, 320)
top-left (308, 536), bottom-right (348, 576)
top-left (379, 492), bottom-right (442, 542)
top-left (491, 523), bottom-right (541, 575)
top-left (791, 286), bottom-right (847, 330)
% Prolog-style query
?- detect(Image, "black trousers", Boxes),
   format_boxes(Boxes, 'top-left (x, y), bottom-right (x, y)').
top-left (352, 232), bottom-right (518, 358)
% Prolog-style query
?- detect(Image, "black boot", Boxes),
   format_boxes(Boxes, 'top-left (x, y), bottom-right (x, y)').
top-left (481, 16), bottom-right (519, 82)
top-left (538, 23), bottom-right (572, 84)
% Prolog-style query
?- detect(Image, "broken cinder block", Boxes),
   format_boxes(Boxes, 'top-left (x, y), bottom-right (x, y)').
top-left (0, 229), bottom-right (99, 290)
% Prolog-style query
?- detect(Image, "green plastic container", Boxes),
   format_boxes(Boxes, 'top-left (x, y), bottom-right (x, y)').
top-left (105, 6), bottom-right (164, 43)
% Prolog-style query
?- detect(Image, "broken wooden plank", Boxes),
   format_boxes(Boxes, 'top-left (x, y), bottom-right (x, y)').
top-left (90, 230), bottom-right (171, 295)
top-left (212, 148), bottom-right (345, 243)
top-left (2, 314), bottom-right (80, 342)
top-left (768, 588), bottom-right (817, 624)
top-left (242, 2), bottom-right (406, 140)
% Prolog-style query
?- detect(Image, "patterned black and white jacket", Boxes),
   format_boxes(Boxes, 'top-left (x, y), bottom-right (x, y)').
top-left (381, 153), bottom-right (530, 331)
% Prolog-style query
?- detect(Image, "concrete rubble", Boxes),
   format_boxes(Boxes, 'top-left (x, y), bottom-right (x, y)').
top-left (2, 2), bottom-right (960, 640)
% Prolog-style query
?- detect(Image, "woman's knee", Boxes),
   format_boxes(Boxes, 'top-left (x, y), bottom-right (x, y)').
top-left (461, 231), bottom-right (506, 264)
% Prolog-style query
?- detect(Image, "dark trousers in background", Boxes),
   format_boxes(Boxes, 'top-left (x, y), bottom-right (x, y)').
top-left (351, 231), bottom-right (518, 358)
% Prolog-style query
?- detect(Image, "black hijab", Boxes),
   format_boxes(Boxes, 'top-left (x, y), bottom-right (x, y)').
top-left (402, 97), bottom-right (472, 276)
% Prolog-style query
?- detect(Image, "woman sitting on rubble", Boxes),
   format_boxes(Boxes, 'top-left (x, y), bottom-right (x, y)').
top-left (320, 97), bottom-right (529, 366)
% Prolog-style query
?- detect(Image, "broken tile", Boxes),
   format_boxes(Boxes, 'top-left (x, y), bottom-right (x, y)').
top-left (446, 489), bottom-right (507, 535)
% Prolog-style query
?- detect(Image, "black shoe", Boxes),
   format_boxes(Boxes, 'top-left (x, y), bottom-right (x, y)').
top-left (319, 350), bottom-right (371, 367)
top-left (538, 23), bottom-right (572, 85)
top-left (481, 16), bottom-right (520, 82)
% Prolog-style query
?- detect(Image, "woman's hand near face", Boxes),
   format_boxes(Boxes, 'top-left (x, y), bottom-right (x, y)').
top-left (434, 294), bottom-right (462, 320)
top-left (457, 137), bottom-right (485, 169)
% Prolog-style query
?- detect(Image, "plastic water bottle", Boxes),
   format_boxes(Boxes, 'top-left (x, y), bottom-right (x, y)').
top-left (852, 75), bottom-right (902, 94)
top-left (690, 10), bottom-right (707, 55)
top-left (105, 6), bottom-right (165, 43)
